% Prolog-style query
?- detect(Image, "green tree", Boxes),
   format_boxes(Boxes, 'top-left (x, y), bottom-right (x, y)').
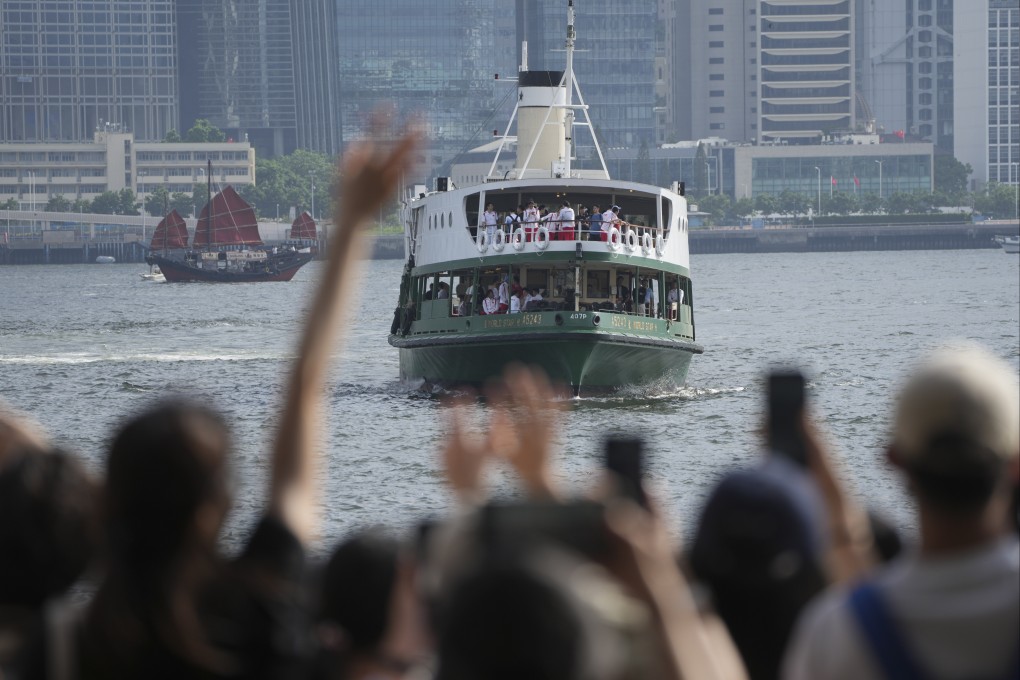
top-left (192, 183), bottom-right (211, 216)
top-left (697, 193), bottom-right (732, 225)
top-left (118, 188), bottom-right (140, 216)
top-left (1, 197), bottom-right (19, 210)
top-left (184, 118), bottom-right (226, 143)
top-left (777, 189), bottom-right (810, 216)
top-left (144, 187), bottom-right (170, 216)
top-left (90, 191), bottom-right (121, 215)
top-left (884, 192), bottom-right (913, 214)
top-left (933, 153), bottom-right (972, 198)
top-left (823, 191), bottom-right (858, 216)
top-left (163, 129), bottom-right (182, 143)
top-left (754, 193), bottom-right (779, 215)
top-left (169, 192), bottom-right (193, 216)
top-left (694, 143), bottom-right (709, 194)
top-left (731, 197), bottom-right (755, 219)
top-left (70, 197), bottom-right (92, 213)
top-left (973, 182), bottom-right (1018, 219)
top-left (906, 190), bottom-right (936, 214)
top-left (45, 195), bottom-right (73, 212)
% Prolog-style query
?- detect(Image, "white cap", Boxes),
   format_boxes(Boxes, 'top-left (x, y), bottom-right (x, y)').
top-left (893, 343), bottom-right (1020, 466)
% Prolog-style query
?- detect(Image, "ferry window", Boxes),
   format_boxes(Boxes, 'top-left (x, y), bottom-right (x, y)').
top-left (585, 270), bottom-right (610, 299)
top-left (449, 211), bottom-right (453, 228)
top-left (525, 268), bottom-right (549, 292)
top-left (441, 213), bottom-right (445, 228)
top-left (661, 196), bottom-right (673, 232)
top-left (551, 268), bottom-right (574, 299)
top-left (464, 192), bottom-right (480, 232)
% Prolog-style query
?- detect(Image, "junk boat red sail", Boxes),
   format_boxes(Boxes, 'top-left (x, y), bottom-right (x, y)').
top-left (147, 168), bottom-right (313, 283)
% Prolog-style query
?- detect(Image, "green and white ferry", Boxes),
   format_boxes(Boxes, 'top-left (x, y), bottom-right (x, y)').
top-left (388, 1), bottom-right (702, 396)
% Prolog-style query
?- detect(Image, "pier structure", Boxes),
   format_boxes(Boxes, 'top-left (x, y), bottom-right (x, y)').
top-left (0, 210), bottom-right (328, 264)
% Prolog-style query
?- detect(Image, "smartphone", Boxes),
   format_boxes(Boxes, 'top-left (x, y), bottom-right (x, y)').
top-left (605, 435), bottom-right (648, 508)
top-left (768, 370), bottom-right (808, 467)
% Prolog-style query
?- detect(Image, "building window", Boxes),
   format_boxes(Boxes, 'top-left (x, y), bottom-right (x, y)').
top-left (710, 123), bottom-right (725, 130)
top-left (709, 41), bottom-right (724, 47)
top-left (709, 74), bottom-right (725, 81)
top-left (709, 24), bottom-right (724, 31)
top-left (709, 57), bottom-right (725, 64)
top-left (710, 90), bottom-right (725, 97)
top-left (709, 8), bottom-right (724, 14)
top-left (710, 106), bottom-right (725, 113)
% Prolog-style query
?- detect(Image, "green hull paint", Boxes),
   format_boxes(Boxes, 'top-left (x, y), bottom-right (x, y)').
top-left (391, 329), bottom-right (702, 395)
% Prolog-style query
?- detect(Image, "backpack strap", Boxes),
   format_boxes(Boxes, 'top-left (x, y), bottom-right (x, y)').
top-left (848, 582), bottom-right (929, 680)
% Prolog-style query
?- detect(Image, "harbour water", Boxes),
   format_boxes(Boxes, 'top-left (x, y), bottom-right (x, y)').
top-left (1, 250), bottom-right (1017, 552)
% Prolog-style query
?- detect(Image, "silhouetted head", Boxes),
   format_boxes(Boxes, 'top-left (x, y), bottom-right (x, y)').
top-left (105, 400), bottom-right (231, 572)
top-left (319, 531), bottom-right (400, 654)
top-left (0, 448), bottom-right (97, 607)
top-left (0, 406), bottom-right (46, 470)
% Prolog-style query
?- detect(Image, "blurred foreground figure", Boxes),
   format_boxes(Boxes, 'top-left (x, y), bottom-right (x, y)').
top-left (0, 448), bottom-right (97, 670)
top-left (784, 344), bottom-right (1020, 680)
top-left (16, 124), bottom-right (420, 680)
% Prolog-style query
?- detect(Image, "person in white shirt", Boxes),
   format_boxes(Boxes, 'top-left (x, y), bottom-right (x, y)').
top-left (503, 208), bottom-right (519, 235)
top-left (481, 289), bottom-right (498, 315)
top-left (601, 205), bottom-right (620, 241)
top-left (557, 200), bottom-right (576, 241)
top-left (667, 282), bottom-right (683, 305)
top-left (482, 203), bottom-right (498, 243)
top-left (522, 201), bottom-right (540, 241)
top-left (783, 344), bottom-right (1020, 680)
top-left (509, 290), bottom-right (522, 314)
top-left (497, 276), bottom-right (510, 313)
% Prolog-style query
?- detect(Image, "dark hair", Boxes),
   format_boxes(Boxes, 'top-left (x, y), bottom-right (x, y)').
top-left (87, 400), bottom-right (232, 673)
top-left (319, 532), bottom-right (399, 653)
top-left (906, 433), bottom-right (1007, 512)
top-left (0, 448), bottom-right (97, 607)
top-left (436, 562), bottom-right (584, 680)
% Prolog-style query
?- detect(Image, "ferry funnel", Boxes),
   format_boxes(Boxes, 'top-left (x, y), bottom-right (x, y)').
top-left (515, 70), bottom-right (567, 178)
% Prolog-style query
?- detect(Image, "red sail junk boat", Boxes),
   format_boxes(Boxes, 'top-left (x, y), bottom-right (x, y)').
top-left (146, 172), bottom-right (313, 283)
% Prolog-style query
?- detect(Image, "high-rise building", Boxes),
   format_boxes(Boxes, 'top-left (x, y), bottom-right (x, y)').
top-left (337, 1), bottom-right (516, 177)
top-left (955, 0), bottom-right (1019, 187)
top-left (0, 0), bottom-right (178, 143)
top-left (674, 0), bottom-right (758, 143)
top-left (176, 0), bottom-right (298, 157)
top-left (758, 0), bottom-right (855, 144)
top-left (292, 0), bottom-right (342, 155)
top-left (517, 0), bottom-right (660, 152)
top-left (857, 0), bottom-right (954, 151)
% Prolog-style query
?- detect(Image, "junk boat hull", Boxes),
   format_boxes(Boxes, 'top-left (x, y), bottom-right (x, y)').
top-left (147, 252), bottom-right (312, 283)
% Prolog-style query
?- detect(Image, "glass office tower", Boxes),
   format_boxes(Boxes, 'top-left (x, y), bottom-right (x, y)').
top-left (0, 0), bottom-right (178, 142)
top-left (337, 1), bottom-right (516, 178)
top-left (517, 0), bottom-right (658, 152)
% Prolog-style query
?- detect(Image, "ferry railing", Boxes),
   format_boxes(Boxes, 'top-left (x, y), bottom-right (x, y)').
top-left (476, 219), bottom-right (665, 246)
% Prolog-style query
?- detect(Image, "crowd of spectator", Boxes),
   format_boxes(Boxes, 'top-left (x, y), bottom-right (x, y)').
top-left (2, 127), bottom-right (1017, 680)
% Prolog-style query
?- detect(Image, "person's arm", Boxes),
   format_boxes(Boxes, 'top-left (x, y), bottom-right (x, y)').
top-left (268, 126), bottom-right (419, 543)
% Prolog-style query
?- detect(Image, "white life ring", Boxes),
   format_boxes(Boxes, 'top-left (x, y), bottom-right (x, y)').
top-left (641, 232), bottom-right (653, 253)
top-left (535, 226), bottom-right (550, 250)
top-left (476, 230), bottom-right (489, 253)
top-left (511, 227), bottom-right (526, 251)
top-left (625, 229), bottom-right (638, 251)
top-left (655, 232), bottom-right (666, 255)
top-left (607, 226), bottom-right (622, 250)
top-left (492, 229), bottom-right (506, 252)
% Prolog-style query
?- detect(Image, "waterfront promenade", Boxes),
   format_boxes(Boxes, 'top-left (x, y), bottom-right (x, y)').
top-left (1, 209), bottom-right (1016, 263)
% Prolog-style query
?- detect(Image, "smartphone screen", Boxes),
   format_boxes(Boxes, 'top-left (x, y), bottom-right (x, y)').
top-left (768, 370), bottom-right (808, 467)
top-left (605, 436), bottom-right (647, 508)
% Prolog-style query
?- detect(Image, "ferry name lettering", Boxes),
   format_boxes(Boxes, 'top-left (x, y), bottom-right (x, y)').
top-left (484, 313), bottom-right (543, 329)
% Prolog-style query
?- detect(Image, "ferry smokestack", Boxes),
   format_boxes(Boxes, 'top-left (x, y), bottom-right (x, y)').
top-left (515, 70), bottom-right (567, 178)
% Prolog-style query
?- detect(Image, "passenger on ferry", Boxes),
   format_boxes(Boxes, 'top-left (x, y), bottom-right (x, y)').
top-left (557, 200), bottom-right (576, 241)
top-left (509, 289), bottom-right (523, 314)
top-left (587, 204), bottom-right (602, 241)
top-left (497, 276), bottom-right (510, 313)
top-left (482, 203), bottom-right (498, 244)
top-left (424, 283), bottom-right (434, 300)
top-left (457, 296), bottom-right (470, 317)
top-left (436, 282), bottom-right (449, 299)
top-left (601, 205), bottom-right (621, 241)
top-left (522, 201), bottom-right (540, 240)
top-left (481, 289), bottom-right (498, 315)
top-left (614, 295), bottom-right (632, 313)
top-left (503, 207), bottom-right (519, 234)
top-left (668, 281), bottom-right (684, 305)
top-left (615, 276), bottom-right (630, 300)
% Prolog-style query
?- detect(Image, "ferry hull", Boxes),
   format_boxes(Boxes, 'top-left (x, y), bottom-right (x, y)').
top-left (391, 331), bottom-right (702, 395)
top-left (147, 253), bottom-right (312, 283)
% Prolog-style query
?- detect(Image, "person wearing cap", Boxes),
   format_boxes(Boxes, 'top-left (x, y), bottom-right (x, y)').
top-left (783, 343), bottom-right (1020, 680)
top-left (522, 201), bottom-right (540, 241)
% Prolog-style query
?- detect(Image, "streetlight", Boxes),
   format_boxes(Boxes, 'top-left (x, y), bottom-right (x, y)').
top-left (704, 161), bottom-right (712, 195)
top-left (310, 182), bottom-right (315, 220)
top-left (875, 160), bottom-right (884, 200)
top-left (28, 170), bottom-right (35, 212)
top-left (276, 203), bottom-right (280, 221)
top-left (814, 166), bottom-right (821, 215)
